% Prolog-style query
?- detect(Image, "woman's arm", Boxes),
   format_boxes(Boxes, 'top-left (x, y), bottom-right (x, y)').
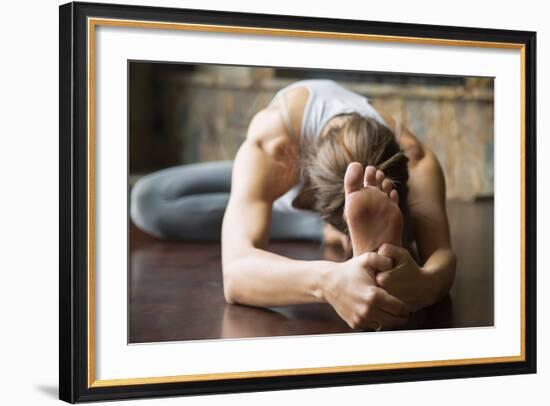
top-left (375, 143), bottom-right (457, 311)
top-left (409, 147), bottom-right (457, 302)
top-left (221, 107), bottom-right (409, 328)
top-left (221, 107), bottom-right (321, 306)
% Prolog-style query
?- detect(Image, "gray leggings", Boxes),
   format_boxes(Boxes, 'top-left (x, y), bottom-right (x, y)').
top-left (130, 160), bottom-right (323, 241)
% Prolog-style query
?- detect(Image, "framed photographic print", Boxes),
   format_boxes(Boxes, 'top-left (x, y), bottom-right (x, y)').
top-left (59, 1), bottom-right (537, 403)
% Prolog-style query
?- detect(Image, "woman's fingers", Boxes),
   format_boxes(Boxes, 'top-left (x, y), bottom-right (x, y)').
top-left (347, 291), bottom-right (409, 331)
top-left (378, 243), bottom-right (407, 263)
top-left (358, 252), bottom-right (394, 273)
top-left (364, 305), bottom-right (409, 330)
top-left (366, 287), bottom-right (410, 317)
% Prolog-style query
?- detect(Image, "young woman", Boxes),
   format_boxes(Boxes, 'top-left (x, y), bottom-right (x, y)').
top-left (131, 79), bottom-right (457, 331)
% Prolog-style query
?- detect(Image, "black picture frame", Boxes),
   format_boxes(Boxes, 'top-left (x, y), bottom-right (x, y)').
top-left (59, 1), bottom-right (537, 403)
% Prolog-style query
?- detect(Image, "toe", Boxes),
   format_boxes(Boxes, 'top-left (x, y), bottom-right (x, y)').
top-left (344, 162), bottom-right (364, 195)
top-left (389, 189), bottom-right (399, 204)
top-left (375, 170), bottom-right (385, 188)
top-left (363, 166), bottom-right (377, 187)
top-left (382, 178), bottom-right (394, 194)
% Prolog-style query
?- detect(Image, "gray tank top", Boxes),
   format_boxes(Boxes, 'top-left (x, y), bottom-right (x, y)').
top-left (271, 80), bottom-right (388, 216)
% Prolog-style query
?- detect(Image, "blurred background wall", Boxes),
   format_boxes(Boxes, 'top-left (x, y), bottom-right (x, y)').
top-left (129, 62), bottom-right (493, 200)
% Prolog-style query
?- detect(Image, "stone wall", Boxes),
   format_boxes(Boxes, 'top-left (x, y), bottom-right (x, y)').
top-left (368, 87), bottom-right (494, 200)
top-left (143, 66), bottom-right (494, 200)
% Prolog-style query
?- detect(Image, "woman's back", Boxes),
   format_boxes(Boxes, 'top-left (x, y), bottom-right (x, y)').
top-left (273, 79), bottom-right (387, 141)
top-left (271, 80), bottom-right (388, 216)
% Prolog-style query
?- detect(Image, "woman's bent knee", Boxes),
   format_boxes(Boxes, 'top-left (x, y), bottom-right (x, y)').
top-left (130, 170), bottom-right (231, 240)
top-left (130, 175), bottom-right (166, 238)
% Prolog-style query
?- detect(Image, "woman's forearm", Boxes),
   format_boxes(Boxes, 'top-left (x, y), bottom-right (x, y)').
top-left (421, 247), bottom-right (457, 306)
top-left (222, 247), bottom-right (333, 307)
top-left (223, 246), bottom-right (411, 331)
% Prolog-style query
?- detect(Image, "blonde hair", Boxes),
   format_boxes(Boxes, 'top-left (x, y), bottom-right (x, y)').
top-left (302, 113), bottom-right (409, 234)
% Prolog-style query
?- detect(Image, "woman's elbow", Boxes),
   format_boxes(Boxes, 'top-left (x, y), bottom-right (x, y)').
top-left (222, 262), bottom-right (242, 305)
top-left (445, 248), bottom-right (458, 289)
top-left (449, 248), bottom-right (458, 273)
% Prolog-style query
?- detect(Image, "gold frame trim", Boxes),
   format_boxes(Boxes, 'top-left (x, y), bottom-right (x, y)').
top-left (87, 17), bottom-right (527, 388)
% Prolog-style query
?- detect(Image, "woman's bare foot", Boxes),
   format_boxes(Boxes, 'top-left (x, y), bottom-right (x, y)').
top-left (344, 163), bottom-right (403, 257)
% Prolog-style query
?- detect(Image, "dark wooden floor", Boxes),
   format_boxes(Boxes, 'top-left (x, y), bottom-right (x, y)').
top-left (128, 200), bottom-right (494, 343)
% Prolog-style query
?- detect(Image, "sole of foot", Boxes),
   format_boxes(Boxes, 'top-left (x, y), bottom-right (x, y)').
top-left (344, 162), bottom-right (403, 256)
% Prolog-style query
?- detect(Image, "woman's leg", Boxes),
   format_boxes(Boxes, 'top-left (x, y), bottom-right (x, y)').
top-left (130, 161), bottom-right (233, 241)
top-left (131, 160), bottom-right (323, 241)
top-left (270, 210), bottom-right (323, 242)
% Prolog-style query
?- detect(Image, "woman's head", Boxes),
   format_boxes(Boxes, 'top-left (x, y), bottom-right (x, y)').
top-left (303, 113), bottom-right (409, 234)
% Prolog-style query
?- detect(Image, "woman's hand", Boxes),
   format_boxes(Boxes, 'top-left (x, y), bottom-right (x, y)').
top-left (321, 252), bottom-right (410, 330)
top-left (375, 243), bottom-right (437, 312)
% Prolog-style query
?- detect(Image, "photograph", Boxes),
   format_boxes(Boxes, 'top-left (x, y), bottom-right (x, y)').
top-left (2, 0), bottom-right (546, 404)
top-left (58, 2), bottom-right (536, 402)
top-left (128, 63), bottom-right (494, 343)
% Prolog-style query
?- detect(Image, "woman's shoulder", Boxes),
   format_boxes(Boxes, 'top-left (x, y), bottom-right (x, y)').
top-left (246, 105), bottom-right (299, 164)
top-left (379, 112), bottom-right (425, 163)
top-left (264, 84), bottom-right (311, 140)
top-left (399, 127), bottom-right (425, 163)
